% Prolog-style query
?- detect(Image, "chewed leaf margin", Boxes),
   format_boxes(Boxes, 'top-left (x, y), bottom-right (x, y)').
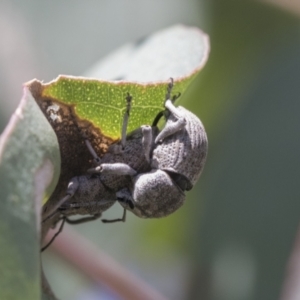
top-left (30, 74), bottom-right (197, 140)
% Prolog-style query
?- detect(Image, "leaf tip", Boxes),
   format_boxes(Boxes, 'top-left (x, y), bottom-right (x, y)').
top-left (24, 78), bottom-right (43, 100)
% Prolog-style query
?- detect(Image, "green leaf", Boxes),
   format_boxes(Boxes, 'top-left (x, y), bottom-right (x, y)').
top-left (29, 25), bottom-right (209, 140)
top-left (0, 87), bottom-right (60, 299)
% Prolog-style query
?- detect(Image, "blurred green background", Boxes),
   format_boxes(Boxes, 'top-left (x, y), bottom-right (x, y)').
top-left (1, 0), bottom-right (300, 299)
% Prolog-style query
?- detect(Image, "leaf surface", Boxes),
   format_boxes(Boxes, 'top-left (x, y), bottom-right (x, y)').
top-left (29, 25), bottom-right (210, 140)
top-left (0, 88), bottom-right (60, 299)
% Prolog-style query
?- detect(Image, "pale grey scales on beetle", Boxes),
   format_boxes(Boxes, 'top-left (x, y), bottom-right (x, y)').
top-left (117, 108), bottom-right (207, 217)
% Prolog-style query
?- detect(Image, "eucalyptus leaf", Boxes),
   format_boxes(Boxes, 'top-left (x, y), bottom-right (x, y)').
top-left (0, 87), bottom-right (60, 299)
top-left (86, 24), bottom-right (210, 82)
top-left (29, 25), bottom-right (209, 140)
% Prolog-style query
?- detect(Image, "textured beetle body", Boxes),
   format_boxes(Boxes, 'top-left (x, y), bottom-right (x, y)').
top-left (152, 106), bottom-right (207, 191)
top-left (129, 169), bottom-right (185, 218)
top-left (58, 175), bottom-right (116, 216)
top-left (99, 127), bottom-right (155, 190)
top-left (116, 100), bottom-right (208, 218)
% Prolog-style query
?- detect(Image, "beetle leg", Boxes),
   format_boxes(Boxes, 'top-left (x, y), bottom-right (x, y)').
top-left (85, 93), bottom-right (132, 158)
top-left (155, 79), bottom-right (186, 143)
top-left (164, 98), bottom-right (186, 120)
top-left (89, 162), bottom-right (137, 176)
top-left (41, 211), bottom-right (103, 252)
top-left (84, 138), bottom-right (101, 164)
top-left (102, 208), bottom-right (127, 223)
top-left (64, 212), bottom-right (102, 225)
top-left (165, 78), bottom-right (181, 103)
top-left (165, 77), bottom-right (174, 101)
top-left (41, 217), bottom-right (66, 252)
top-left (121, 93), bottom-right (132, 149)
top-left (116, 188), bottom-right (135, 209)
top-left (141, 125), bottom-right (153, 162)
top-left (152, 110), bottom-right (164, 127)
top-left (42, 178), bottom-right (80, 223)
top-left (80, 131), bottom-right (101, 164)
top-left (155, 99), bottom-right (186, 143)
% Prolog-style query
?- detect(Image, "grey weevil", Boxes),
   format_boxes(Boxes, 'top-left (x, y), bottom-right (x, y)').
top-left (97, 79), bottom-right (208, 218)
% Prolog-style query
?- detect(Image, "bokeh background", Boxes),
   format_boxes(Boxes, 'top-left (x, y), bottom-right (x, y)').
top-left (1, 1), bottom-right (300, 299)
